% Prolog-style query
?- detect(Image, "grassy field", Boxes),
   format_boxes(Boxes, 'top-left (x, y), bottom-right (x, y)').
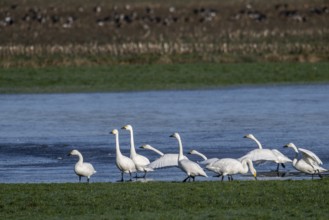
top-left (1, 62), bottom-right (329, 94)
top-left (1, 180), bottom-right (329, 219)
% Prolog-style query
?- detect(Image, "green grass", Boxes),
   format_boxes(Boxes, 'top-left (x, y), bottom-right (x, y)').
top-left (1, 63), bottom-right (329, 93)
top-left (1, 180), bottom-right (329, 219)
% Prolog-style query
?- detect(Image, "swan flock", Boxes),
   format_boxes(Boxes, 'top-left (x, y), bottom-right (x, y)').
top-left (68, 127), bottom-right (327, 183)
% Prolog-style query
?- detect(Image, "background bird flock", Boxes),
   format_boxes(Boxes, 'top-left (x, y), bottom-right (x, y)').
top-left (1, 0), bottom-right (328, 67)
top-left (68, 124), bottom-right (328, 183)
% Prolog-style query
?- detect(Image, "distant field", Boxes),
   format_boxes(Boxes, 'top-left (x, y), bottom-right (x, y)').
top-left (0, 0), bottom-right (328, 66)
top-left (1, 180), bottom-right (329, 219)
top-left (1, 63), bottom-right (329, 93)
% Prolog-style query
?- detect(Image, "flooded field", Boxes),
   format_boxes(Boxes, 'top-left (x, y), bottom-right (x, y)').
top-left (0, 84), bottom-right (328, 183)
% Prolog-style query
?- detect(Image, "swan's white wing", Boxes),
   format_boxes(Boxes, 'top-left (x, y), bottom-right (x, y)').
top-left (271, 149), bottom-right (292, 163)
top-left (299, 148), bottom-right (323, 165)
top-left (75, 162), bottom-right (96, 177)
top-left (116, 155), bottom-right (137, 173)
top-left (148, 154), bottom-right (187, 169)
top-left (312, 164), bottom-right (328, 173)
top-left (294, 159), bottom-right (318, 174)
top-left (179, 159), bottom-right (207, 177)
top-left (239, 149), bottom-right (277, 163)
top-left (132, 154), bottom-right (151, 169)
top-left (206, 158), bottom-right (238, 174)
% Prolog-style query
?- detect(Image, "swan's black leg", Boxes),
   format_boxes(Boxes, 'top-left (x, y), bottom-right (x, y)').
top-left (143, 171), bottom-right (147, 178)
top-left (281, 163), bottom-right (285, 168)
top-left (183, 176), bottom-right (190, 182)
top-left (317, 170), bottom-right (323, 179)
top-left (192, 176), bottom-right (195, 182)
top-left (87, 177), bottom-right (90, 183)
top-left (221, 176), bottom-right (224, 182)
top-left (230, 175), bottom-right (234, 181)
top-left (276, 163), bottom-right (280, 172)
top-left (79, 176), bottom-right (81, 182)
top-left (120, 172), bottom-right (124, 182)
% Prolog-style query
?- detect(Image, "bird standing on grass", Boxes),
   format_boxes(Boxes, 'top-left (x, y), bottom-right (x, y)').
top-left (68, 149), bottom-right (96, 183)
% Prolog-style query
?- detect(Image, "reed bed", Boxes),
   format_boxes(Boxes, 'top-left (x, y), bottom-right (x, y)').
top-left (0, 42), bottom-right (327, 56)
top-left (0, 41), bottom-right (327, 67)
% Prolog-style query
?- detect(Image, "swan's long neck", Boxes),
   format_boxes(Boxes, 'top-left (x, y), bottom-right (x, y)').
top-left (77, 152), bottom-right (83, 164)
top-left (251, 136), bottom-right (263, 149)
top-left (129, 129), bottom-right (137, 157)
top-left (177, 135), bottom-right (184, 161)
top-left (241, 159), bottom-right (251, 174)
top-left (193, 150), bottom-right (208, 160)
top-left (115, 133), bottom-right (122, 157)
top-left (147, 145), bottom-right (164, 156)
top-left (290, 144), bottom-right (299, 165)
top-left (246, 159), bottom-right (255, 174)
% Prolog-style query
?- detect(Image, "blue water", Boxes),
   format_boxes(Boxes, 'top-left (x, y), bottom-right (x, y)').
top-left (0, 84), bottom-right (328, 183)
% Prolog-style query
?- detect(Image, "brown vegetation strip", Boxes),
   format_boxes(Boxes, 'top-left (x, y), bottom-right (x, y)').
top-left (0, 0), bottom-right (328, 65)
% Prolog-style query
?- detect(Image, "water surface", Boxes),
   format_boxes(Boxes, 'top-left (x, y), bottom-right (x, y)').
top-left (0, 84), bottom-right (328, 183)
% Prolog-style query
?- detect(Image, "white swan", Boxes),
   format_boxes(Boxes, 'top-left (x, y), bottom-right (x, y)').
top-left (110, 129), bottom-right (137, 181)
top-left (170, 132), bottom-right (207, 182)
top-left (68, 149), bottom-right (96, 183)
top-left (240, 134), bottom-right (292, 171)
top-left (188, 149), bottom-right (219, 165)
top-left (206, 158), bottom-right (257, 181)
top-left (121, 125), bottom-right (153, 178)
top-left (284, 143), bottom-right (327, 179)
top-left (140, 144), bottom-right (188, 169)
